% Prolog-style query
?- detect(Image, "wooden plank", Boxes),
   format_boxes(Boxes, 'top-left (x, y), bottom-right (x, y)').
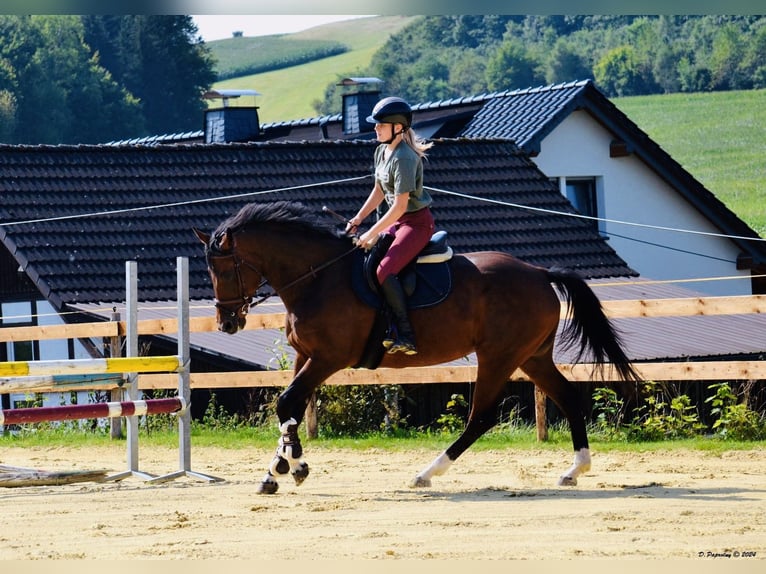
top-left (0, 322), bottom-right (118, 343)
top-left (0, 373), bottom-right (124, 394)
top-left (135, 313), bottom-right (286, 335)
top-left (5, 359), bottom-right (764, 394)
top-left (134, 360), bottom-right (766, 390)
top-left (2, 295), bottom-right (764, 343)
top-left (0, 465), bottom-right (107, 488)
top-left (0, 355), bottom-right (181, 378)
top-left (596, 295), bottom-right (766, 319)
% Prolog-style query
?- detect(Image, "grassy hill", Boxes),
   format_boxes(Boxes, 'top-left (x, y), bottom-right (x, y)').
top-left (207, 35), bottom-right (348, 81)
top-left (210, 16), bottom-right (418, 123)
top-left (208, 18), bottom-right (764, 237)
top-left (615, 90), bottom-right (766, 236)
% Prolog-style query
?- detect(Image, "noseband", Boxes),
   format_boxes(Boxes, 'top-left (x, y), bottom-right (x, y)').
top-left (206, 248), bottom-right (269, 322)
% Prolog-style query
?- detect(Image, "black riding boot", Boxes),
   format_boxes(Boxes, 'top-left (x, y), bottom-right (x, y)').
top-left (380, 275), bottom-right (418, 355)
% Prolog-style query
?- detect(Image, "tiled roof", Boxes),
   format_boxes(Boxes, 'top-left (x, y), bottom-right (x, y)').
top-left (460, 80), bottom-right (588, 150)
top-left (459, 81), bottom-right (766, 265)
top-left (0, 138), bottom-right (634, 308)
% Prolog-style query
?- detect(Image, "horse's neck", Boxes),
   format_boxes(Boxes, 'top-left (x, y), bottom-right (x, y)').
top-left (245, 231), bottom-right (350, 303)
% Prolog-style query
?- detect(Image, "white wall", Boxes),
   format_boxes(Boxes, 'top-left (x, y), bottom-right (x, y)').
top-left (532, 111), bottom-right (751, 296)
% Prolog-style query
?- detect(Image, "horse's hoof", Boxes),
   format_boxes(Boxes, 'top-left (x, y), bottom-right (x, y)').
top-left (292, 462), bottom-right (309, 486)
top-left (257, 479), bottom-right (279, 495)
top-left (409, 476), bottom-right (432, 488)
top-left (557, 475), bottom-right (577, 486)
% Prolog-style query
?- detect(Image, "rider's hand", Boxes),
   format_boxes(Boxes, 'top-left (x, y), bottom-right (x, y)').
top-left (345, 216), bottom-right (361, 236)
top-left (356, 231), bottom-right (379, 251)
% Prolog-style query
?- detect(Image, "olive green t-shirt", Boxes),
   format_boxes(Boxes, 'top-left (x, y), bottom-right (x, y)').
top-left (373, 143), bottom-right (432, 213)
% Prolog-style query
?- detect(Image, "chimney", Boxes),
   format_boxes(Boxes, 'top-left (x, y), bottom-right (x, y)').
top-left (337, 77), bottom-right (383, 136)
top-left (202, 89), bottom-right (261, 143)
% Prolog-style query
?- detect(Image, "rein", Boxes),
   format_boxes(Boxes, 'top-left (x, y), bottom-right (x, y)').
top-left (210, 241), bottom-right (359, 314)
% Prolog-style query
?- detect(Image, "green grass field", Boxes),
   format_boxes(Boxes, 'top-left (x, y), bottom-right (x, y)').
top-left (1, 424), bottom-right (761, 455)
top-left (615, 90), bottom-right (766, 236)
top-left (211, 16), bottom-right (418, 123)
top-left (209, 17), bottom-right (764, 238)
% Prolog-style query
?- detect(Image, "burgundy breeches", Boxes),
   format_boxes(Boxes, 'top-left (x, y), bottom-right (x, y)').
top-left (376, 207), bottom-right (435, 284)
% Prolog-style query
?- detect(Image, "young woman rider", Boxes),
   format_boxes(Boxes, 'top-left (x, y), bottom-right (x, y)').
top-left (346, 96), bottom-right (434, 355)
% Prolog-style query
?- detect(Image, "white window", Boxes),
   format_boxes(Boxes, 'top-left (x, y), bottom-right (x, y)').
top-left (553, 176), bottom-right (604, 234)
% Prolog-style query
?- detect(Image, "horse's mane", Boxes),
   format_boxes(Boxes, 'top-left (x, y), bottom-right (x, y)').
top-left (215, 201), bottom-right (346, 240)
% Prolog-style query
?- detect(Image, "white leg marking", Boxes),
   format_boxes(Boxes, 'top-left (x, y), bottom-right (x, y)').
top-left (557, 447), bottom-right (591, 486)
top-left (410, 452), bottom-right (452, 488)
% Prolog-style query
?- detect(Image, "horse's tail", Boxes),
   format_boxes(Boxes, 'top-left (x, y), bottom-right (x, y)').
top-left (546, 266), bottom-right (641, 383)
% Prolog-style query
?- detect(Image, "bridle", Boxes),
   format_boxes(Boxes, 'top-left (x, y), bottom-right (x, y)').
top-left (207, 233), bottom-right (358, 321)
top-left (206, 246), bottom-right (268, 324)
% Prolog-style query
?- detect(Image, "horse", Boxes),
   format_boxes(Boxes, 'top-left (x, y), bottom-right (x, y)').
top-left (194, 200), bottom-right (640, 495)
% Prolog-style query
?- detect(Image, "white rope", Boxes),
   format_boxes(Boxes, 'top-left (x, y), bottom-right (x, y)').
top-left (0, 175), bottom-right (371, 228)
top-left (2, 174), bottom-right (763, 323)
top-left (426, 185), bottom-right (766, 243)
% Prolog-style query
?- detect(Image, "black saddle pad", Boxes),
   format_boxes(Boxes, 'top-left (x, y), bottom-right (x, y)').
top-left (351, 249), bottom-right (452, 310)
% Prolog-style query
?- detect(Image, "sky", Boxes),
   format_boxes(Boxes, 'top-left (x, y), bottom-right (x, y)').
top-left (191, 14), bottom-right (374, 42)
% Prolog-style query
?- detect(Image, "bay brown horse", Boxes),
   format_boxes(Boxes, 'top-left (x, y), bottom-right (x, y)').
top-left (194, 201), bottom-right (640, 495)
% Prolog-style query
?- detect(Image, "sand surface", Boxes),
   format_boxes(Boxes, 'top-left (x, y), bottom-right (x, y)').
top-left (0, 442), bottom-right (764, 561)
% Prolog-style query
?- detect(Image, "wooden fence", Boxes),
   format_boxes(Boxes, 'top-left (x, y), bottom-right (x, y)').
top-left (1, 294), bottom-right (765, 439)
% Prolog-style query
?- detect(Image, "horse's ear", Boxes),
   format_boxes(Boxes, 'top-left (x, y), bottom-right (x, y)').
top-left (192, 227), bottom-right (210, 245)
top-left (218, 228), bottom-right (233, 251)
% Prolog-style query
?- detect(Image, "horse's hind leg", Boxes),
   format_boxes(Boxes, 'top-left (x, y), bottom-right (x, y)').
top-left (521, 353), bottom-right (591, 486)
top-left (411, 361), bottom-right (510, 488)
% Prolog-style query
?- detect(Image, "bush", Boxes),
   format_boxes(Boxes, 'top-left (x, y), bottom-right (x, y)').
top-left (316, 385), bottom-right (403, 437)
top-left (435, 393), bottom-right (469, 434)
top-left (706, 382), bottom-right (766, 440)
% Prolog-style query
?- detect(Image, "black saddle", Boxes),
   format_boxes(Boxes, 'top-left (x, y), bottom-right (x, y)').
top-left (350, 231), bottom-right (453, 370)
top-left (352, 230), bottom-right (453, 310)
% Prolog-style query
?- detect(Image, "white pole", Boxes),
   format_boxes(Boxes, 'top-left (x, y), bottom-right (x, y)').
top-left (105, 261), bottom-right (155, 481)
top-left (147, 257), bottom-right (223, 484)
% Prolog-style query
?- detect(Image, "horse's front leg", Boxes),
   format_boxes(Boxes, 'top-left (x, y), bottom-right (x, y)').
top-left (257, 355), bottom-right (333, 495)
top-left (257, 416), bottom-right (310, 495)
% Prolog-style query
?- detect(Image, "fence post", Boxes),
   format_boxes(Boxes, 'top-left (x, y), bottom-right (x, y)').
top-left (535, 387), bottom-right (549, 441)
top-left (109, 307), bottom-right (123, 440)
top-left (105, 262), bottom-right (155, 481)
top-left (305, 392), bottom-right (318, 439)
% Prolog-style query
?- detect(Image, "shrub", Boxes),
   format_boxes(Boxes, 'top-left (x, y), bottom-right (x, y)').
top-left (316, 384), bottom-right (403, 437)
top-left (706, 382), bottom-right (766, 440)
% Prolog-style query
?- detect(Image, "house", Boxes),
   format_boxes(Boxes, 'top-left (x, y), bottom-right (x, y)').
top-left (0, 137), bottom-right (631, 419)
top-left (2, 79), bottom-right (764, 425)
top-left (160, 80), bottom-right (763, 297)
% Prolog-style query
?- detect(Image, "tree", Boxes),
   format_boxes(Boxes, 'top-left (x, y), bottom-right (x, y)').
top-left (485, 37), bottom-right (544, 91)
top-left (0, 88), bottom-right (17, 141)
top-left (82, 15), bottom-right (216, 137)
top-left (546, 39), bottom-right (592, 84)
top-left (709, 24), bottom-right (747, 90)
top-left (0, 15), bottom-right (142, 144)
top-left (594, 45), bottom-right (651, 97)
top-left (742, 25), bottom-right (766, 89)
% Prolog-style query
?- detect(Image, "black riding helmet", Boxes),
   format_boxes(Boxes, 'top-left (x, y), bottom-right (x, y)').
top-left (366, 96), bottom-right (412, 128)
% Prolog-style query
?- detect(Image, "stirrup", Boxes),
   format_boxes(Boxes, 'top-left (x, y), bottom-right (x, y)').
top-left (382, 325), bottom-right (397, 349)
top-left (387, 340), bottom-right (418, 355)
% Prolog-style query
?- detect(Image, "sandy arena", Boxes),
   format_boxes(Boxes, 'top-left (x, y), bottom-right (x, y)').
top-left (0, 443), bottom-right (764, 561)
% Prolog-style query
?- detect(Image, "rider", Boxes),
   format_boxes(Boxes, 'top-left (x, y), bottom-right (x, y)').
top-left (346, 96), bottom-right (435, 355)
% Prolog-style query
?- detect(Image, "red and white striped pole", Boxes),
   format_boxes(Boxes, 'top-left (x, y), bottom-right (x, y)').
top-left (0, 397), bottom-right (186, 426)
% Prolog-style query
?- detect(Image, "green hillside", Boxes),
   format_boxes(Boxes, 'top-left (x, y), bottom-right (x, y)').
top-left (208, 17), bottom-right (764, 237)
top-left (207, 35), bottom-right (348, 81)
top-left (211, 16), bottom-right (418, 123)
top-left (615, 90), bottom-right (766, 236)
